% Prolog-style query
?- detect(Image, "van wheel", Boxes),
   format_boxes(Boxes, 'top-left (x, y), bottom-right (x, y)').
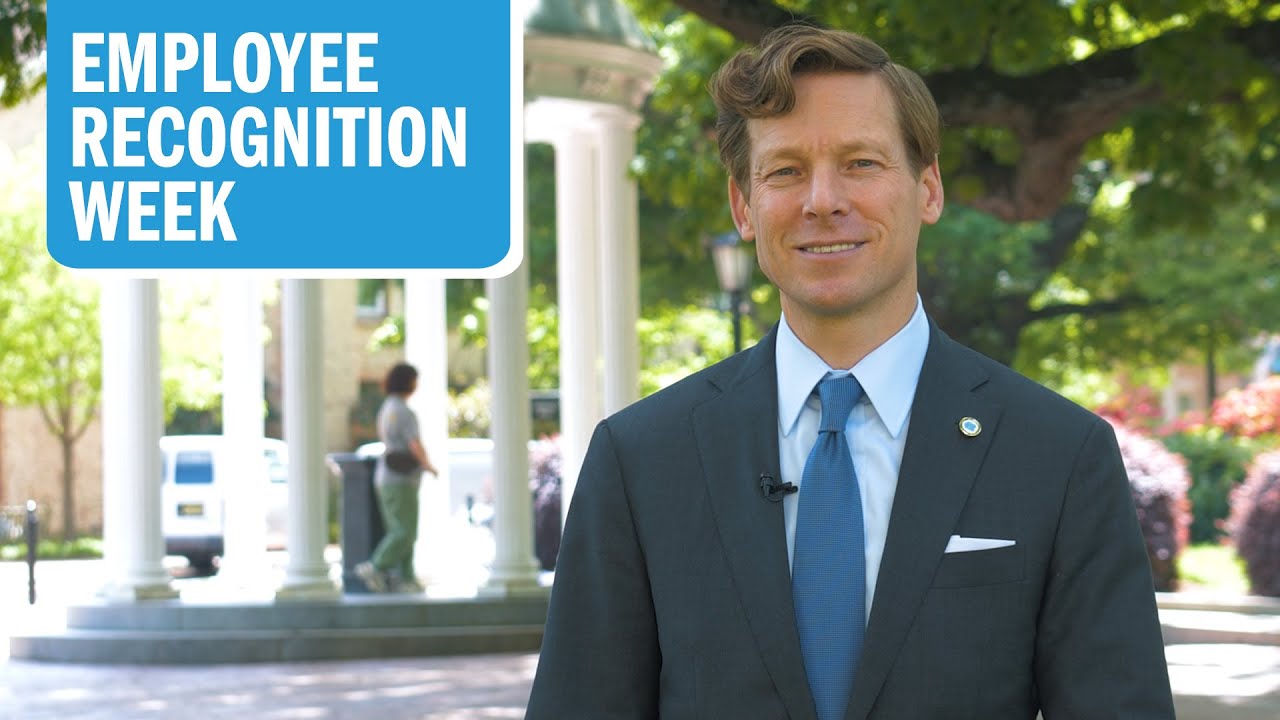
top-left (187, 555), bottom-right (218, 576)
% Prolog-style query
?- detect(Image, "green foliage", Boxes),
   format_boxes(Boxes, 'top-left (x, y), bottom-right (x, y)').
top-left (433, 297), bottom-right (759, 436)
top-left (917, 205), bottom-right (1047, 360)
top-left (1162, 426), bottom-right (1259, 544)
top-left (449, 378), bottom-right (492, 438)
top-left (159, 280), bottom-right (224, 422)
top-left (625, 0), bottom-right (1280, 382)
top-left (0, 536), bottom-right (104, 561)
top-left (631, 13), bottom-right (738, 246)
top-left (526, 289), bottom-right (560, 390)
top-left (1177, 543), bottom-right (1248, 595)
top-left (638, 303), bottom-right (760, 395)
top-left (1016, 180), bottom-right (1280, 384)
top-left (367, 313), bottom-right (405, 351)
top-left (0, 138), bottom-right (100, 434)
top-left (0, 0), bottom-right (45, 107)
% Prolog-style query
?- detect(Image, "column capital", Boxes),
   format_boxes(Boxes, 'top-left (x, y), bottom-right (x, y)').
top-left (590, 104), bottom-right (642, 132)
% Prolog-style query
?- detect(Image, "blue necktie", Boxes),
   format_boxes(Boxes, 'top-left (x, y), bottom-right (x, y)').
top-left (792, 374), bottom-right (866, 720)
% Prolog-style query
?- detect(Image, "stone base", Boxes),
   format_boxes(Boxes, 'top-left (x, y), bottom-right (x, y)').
top-left (10, 594), bottom-right (549, 664)
top-left (99, 582), bottom-right (180, 602)
top-left (274, 581), bottom-right (342, 603)
top-left (478, 579), bottom-right (548, 600)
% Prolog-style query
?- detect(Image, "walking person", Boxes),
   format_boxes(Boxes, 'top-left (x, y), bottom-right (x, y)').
top-left (356, 362), bottom-right (439, 593)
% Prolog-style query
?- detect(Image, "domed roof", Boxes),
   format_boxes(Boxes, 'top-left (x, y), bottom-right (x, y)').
top-left (524, 0), bottom-right (656, 53)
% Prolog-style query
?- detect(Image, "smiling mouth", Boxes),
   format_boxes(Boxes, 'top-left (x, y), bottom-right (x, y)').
top-left (801, 242), bottom-right (862, 254)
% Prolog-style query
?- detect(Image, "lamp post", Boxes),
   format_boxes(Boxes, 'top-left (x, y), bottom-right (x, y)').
top-left (711, 231), bottom-right (755, 354)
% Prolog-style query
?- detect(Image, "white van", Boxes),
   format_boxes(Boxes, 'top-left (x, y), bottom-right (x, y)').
top-left (160, 435), bottom-right (290, 572)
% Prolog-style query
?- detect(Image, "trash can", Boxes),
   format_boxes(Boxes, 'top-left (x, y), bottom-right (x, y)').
top-left (326, 452), bottom-right (384, 593)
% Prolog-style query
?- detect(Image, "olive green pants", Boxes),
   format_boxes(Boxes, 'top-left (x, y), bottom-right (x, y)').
top-left (369, 480), bottom-right (420, 582)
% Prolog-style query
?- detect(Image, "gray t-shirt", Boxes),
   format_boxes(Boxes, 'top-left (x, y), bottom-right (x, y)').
top-left (376, 394), bottom-right (423, 486)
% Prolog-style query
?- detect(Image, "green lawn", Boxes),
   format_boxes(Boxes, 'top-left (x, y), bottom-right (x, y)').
top-left (1178, 543), bottom-right (1250, 595)
top-left (0, 537), bottom-right (104, 562)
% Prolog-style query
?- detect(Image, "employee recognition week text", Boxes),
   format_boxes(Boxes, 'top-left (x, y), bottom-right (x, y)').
top-left (68, 31), bottom-right (467, 242)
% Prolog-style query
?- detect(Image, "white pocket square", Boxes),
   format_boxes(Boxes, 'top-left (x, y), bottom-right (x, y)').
top-left (944, 535), bottom-right (1016, 553)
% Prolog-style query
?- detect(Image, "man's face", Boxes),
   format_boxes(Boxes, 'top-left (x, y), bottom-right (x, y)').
top-left (729, 72), bottom-right (943, 329)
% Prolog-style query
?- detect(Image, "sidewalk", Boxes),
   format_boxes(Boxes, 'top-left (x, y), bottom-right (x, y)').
top-left (3, 559), bottom-right (1279, 718)
top-left (1, 643), bottom-right (1278, 719)
top-left (0, 652), bottom-right (537, 720)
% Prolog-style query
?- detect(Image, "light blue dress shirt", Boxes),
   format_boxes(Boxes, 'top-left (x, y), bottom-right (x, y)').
top-left (776, 296), bottom-right (930, 620)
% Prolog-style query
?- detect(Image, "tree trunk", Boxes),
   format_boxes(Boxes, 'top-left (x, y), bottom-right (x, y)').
top-left (61, 429), bottom-right (76, 541)
top-left (1206, 333), bottom-right (1218, 409)
top-left (0, 402), bottom-right (5, 506)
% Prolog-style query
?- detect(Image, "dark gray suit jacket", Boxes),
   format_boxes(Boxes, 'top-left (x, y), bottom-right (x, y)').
top-left (527, 321), bottom-right (1174, 719)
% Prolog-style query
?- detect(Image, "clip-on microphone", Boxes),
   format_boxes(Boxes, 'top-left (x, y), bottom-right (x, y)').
top-left (759, 473), bottom-right (797, 502)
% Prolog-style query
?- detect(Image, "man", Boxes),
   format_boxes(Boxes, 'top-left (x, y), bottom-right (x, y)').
top-left (527, 24), bottom-right (1174, 719)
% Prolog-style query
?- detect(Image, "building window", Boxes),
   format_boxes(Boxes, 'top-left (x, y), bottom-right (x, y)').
top-left (357, 279), bottom-right (389, 320)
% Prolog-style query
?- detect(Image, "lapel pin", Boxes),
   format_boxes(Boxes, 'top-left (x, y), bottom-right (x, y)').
top-left (958, 417), bottom-right (982, 437)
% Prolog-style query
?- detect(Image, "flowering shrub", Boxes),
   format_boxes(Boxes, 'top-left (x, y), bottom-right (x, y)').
top-left (1212, 376), bottom-right (1280, 439)
top-left (1108, 419), bottom-right (1192, 591)
top-left (1157, 409), bottom-right (1207, 437)
top-left (529, 435), bottom-right (562, 571)
top-left (1095, 385), bottom-right (1165, 432)
top-left (1227, 450), bottom-right (1280, 597)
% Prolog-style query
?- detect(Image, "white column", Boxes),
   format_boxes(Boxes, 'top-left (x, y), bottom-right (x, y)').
top-left (277, 279), bottom-right (339, 600)
top-left (217, 277), bottom-right (269, 585)
top-left (403, 275), bottom-right (451, 586)
top-left (100, 278), bottom-right (176, 601)
top-left (595, 108), bottom-right (642, 415)
top-left (554, 129), bottom-right (602, 524)
top-left (482, 149), bottom-right (541, 597)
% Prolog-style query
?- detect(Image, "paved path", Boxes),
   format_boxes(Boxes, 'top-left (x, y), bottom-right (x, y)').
top-left (1, 653), bottom-right (537, 720)
top-left (4, 560), bottom-right (1279, 718)
top-left (2, 644), bottom-right (1279, 719)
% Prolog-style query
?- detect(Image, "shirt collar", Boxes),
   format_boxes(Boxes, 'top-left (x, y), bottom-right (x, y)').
top-left (776, 296), bottom-right (930, 439)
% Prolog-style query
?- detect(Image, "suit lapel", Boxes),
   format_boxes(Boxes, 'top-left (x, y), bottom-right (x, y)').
top-left (693, 329), bottom-right (817, 720)
top-left (845, 324), bottom-right (1004, 720)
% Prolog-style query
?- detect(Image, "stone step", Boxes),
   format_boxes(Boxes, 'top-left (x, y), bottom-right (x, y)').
top-left (9, 623), bottom-right (545, 664)
top-left (9, 593), bottom-right (550, 665)
top-left (1157, 592), bottom-right (1280, 615)
top-left (1160, 608), bottom-right (1280, 646)
top-left (64, 595), bottom-right (550, 632)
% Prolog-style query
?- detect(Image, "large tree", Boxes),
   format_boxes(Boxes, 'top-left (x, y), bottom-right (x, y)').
top-left (0, 0), bottom-right (45, 106)
top-left (0, 139), bottom-right (99, 540)
top-left (627, 0), bottom-right (1280, 378)
top-left (0, 133), bottom-right (225, 537)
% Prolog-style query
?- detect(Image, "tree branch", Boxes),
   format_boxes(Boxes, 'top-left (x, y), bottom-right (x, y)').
top-left (1035, 203), bottom-right (1091, 275)
top-left (1028, 296), bottom-right (1152, 322)
top-left (670, 3), bottom-right (1280, 222)
top-left (71, 385), bottom-right (98, 444)
top-left (669, 0), bottom-right (816, 44)
top-left (36, 399), bottom-right (56, 437)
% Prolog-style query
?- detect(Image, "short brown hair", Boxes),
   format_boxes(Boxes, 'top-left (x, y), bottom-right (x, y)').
top-left (384, 362), bottom-right (418, 395)
top-left (709, 24), bottom-right (941, 197)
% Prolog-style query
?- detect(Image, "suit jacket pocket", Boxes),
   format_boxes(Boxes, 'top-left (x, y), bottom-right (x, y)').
top-left (932, 543), bottom-right (1024, 588)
